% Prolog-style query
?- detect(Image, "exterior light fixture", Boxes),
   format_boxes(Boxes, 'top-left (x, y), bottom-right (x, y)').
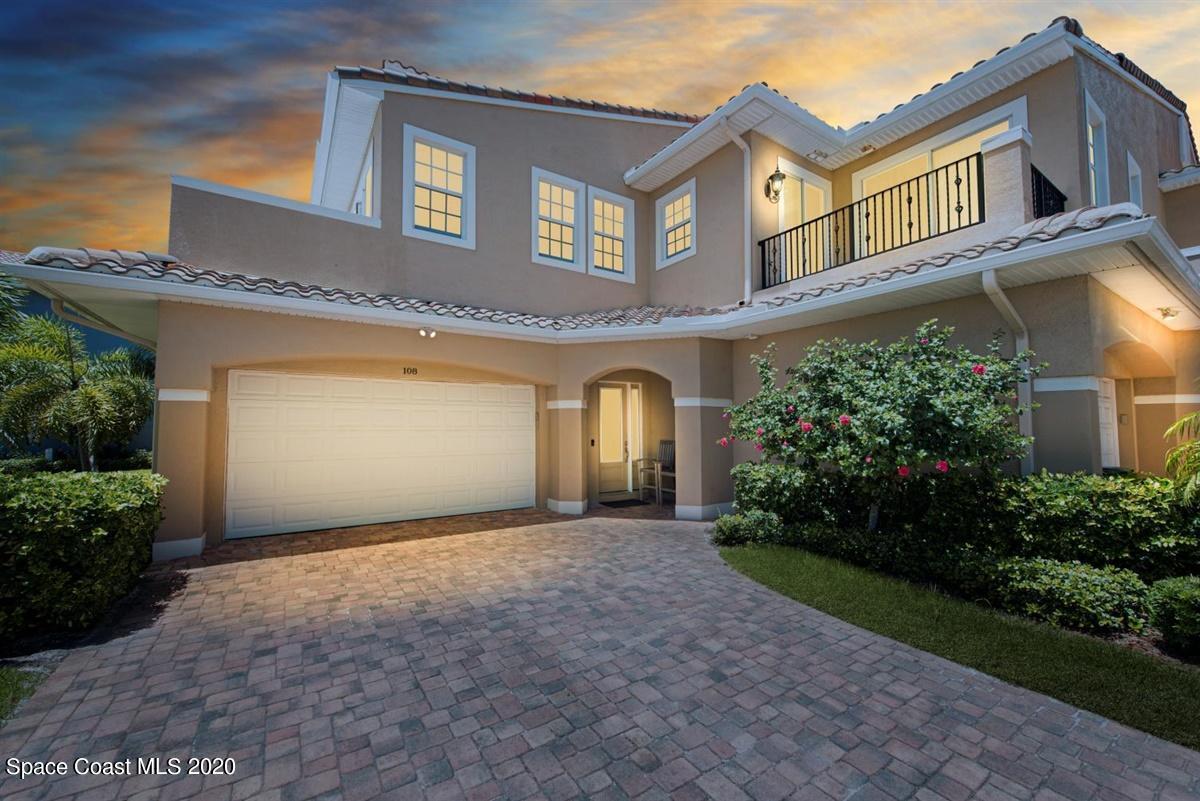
top-left (1158, 307), bottom-right (1181, 320)
top-left (419, 328), bottom-right (438, 338)
top-left (764, 168), bottom-right (786, 204)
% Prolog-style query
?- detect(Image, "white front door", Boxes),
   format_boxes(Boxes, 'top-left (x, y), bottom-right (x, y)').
top-left (1098, 378), bottom-right (1119, 469)
top-left (224, 371), bottom-right (535, 538)
top-left (597, 382), bottom-right (642, 494)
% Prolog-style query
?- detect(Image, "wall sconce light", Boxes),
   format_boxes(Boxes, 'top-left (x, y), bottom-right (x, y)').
top-left (764, 167), bottom-right (785, 204)
top-left (1158, 307), bottom-right (1180, 320)
top-left (419, 328), bottom-right (438, 338)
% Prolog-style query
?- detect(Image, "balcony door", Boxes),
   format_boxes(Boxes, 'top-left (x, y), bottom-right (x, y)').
top-left (598, 382), bottom-right (642, 495)
top-left (775, 159), bottom-right (832, 282)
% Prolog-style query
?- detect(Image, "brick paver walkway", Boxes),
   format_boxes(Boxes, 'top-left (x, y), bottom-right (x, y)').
top-left (2, 515), bottom-right (1198, 800)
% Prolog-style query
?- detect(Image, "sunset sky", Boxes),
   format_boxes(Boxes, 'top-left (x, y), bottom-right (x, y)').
top-left (1, 0), bottom-right (1197, 252)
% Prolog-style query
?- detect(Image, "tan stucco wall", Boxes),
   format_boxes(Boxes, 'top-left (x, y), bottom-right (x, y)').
top-left (829, 60), bottom-right (1082, 212)
top-left (171, 93), bottom-right (686, 316)
top-left (646, 142), bottom-right (746, 308)
top-left (153, 302), bottom-right (739, 544)
top-left (1077, 54), bottom-right (1187, 219)
top-left (1164, 186), bottom-right (1200, 251)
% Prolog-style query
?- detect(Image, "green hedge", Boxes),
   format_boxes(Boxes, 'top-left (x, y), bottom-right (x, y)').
top-left (0, 470), bottom-right (166, 636)
top-left (731, 463), bottom-right (1200, 582)
top-left (990, 558), bottom-right (1149, 634)
top-left (0, 450), bottom-right (152, 477)
top-left (1149, 577), bottom-right (1200, 657)
top-left (999, 473), bottom-right (1198, 581)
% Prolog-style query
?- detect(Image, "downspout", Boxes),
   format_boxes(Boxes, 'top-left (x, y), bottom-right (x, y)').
top-left (982, 269), bottom-right (1034, 475)
top-left (719, 119), bottom-right (753, 304)
top-left (50, 298), bottom-right (157, 351)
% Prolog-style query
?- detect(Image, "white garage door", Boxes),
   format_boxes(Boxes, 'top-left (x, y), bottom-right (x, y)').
top-left (225, 370), bottom-right (536, 538)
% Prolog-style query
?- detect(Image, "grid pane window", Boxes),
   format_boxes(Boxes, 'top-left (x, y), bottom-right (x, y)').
top-left (537, 179), bottom-right (576, 262)
top-left (663, 192), bottom-right (692, 257)
top-left (592, 198), bottom-right (626, 273)
top-left (413, 141), bottom-right (464, 237)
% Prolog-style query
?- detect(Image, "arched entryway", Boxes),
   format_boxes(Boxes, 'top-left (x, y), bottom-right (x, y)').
top-left (585, 368), bottom-right (675, 514)
top-left (1103, 340), bottom-right (1177, 474)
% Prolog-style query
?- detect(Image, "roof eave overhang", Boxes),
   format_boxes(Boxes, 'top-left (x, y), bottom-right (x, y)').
top-left (1160, 167), bottom-right (1200, 193)
top-left (8, 219), bottom-right (1197, 347)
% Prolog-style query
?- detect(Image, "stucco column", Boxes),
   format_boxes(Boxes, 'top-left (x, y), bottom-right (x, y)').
top-left (547, 390), bottom-right (587, 514)
top-left (152, 389), bottom-right (210, 559)
top-left (980, 126), bottom-right (1035, 228)
top-left (673, 399), bottom-right (734, 520)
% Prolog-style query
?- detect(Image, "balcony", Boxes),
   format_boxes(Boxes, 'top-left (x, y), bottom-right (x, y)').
top-left (757, 146), bottom-right (1067, 291)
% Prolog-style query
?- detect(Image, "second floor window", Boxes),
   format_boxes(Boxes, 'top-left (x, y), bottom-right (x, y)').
top-left (1085, 92), bottom-right (1110, 205)
top-left (403, 124), bottom-right (476, 250)
top-left (588, 187), bottom-right (635, 283)
top-left (531, 168), bottom-right (585, 271)
top-left (1127, 152), bottom-right (1143, 208)
top-left (656, 178), bottom-right (697, 269)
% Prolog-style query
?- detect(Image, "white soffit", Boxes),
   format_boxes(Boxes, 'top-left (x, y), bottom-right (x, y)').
top-left (626, 23), bottom-right (1077, 190)
top-left (1091, 264), bottom-right (1200, 330)
top-left (316, 84), bottom-right (381, 211)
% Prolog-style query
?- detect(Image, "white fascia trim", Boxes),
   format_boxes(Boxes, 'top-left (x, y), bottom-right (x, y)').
top-left (340, 78), bottom-right (694, 129)
top-left (625, 83), bottom-right (843, 188)
top-left (531, 167), bottom-right (587, 272)
top-left (1034, 376), bottom-right (1101, 393)
top-left (1182, 245), bottom-right (1200, 259)
top-left (1135, 394), bottom-right (1200, 405)
top-left (674, 397), bottom-right (732, 407)
top-left (655, 178), bottom-right (697, 270)
top-left (153, 535), bottom-right (205, 561)
top-left (587, 186), bottom-right (636, 284)
top-left (676, 502), bottom-right (733, 521)
top-left (1160, 166), bottom-right (1200, 193)
top-left (10, 217), bottom-right (1191, 346)
top-left (546, 399), bottom-right (587, 409)
top-left (158, 388), bottom-right (210, 402)
top-left (548, 498), bottom-right (587, 515)
top-left (402, 124), bottom-right (476, 250)
top-left (172, 175), bottom-right (382, 228)
top-left (311, 72), bottom-right (341, 204)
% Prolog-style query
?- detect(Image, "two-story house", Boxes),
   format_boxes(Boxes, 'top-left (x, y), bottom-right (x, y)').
top-left (5, 17), bottom-right (1200, 559)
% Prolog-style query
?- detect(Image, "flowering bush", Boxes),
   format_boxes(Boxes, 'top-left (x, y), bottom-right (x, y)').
top-left (725, 321), bottom-right (1038, 478)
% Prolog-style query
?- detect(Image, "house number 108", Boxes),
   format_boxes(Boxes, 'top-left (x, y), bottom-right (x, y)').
top-left (403, 367), bottom-right (418, 375)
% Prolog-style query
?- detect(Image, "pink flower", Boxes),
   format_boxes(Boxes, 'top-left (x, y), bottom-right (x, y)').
top-left (756, 427), bottom-right (765, 436)
top-left (919, 337), bottom-right (929, 345)
top-left (972, 363), bottom-right (987, 376)
top-left (718, 437), bottom-right (729, 447)
top-left (755, 443), bottom-right (764, 452)
top-left (722, 411), bottom-right (730, 419)
top-left (787, 405), bottom-right (795, 413)
top-left (864, 455), bottom-right (873, 463)
top-left (897, 465), bottom-right (911, 477)
top-left (936, 459), bottom-right (949, 473)
top-left (782, 440), bottom-right (790, 447)
top-left (838, 414), bottom-right (851, 426)
top-left (730, 435), bottom-right (736, 442)
top-left (800, 421), bottom-right (813, 433)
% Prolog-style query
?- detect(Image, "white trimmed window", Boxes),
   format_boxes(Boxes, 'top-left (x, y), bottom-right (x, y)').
top-left (655, 178), bottom-right (696, 269)
top-left (1126, 152), bottom-right (1143, 208)
top-left (1085, 92), bottom-right (1109, 206)
top-left (402, 124), bottom-right (475, 249)
top-left (531, 168), bottom-right (585, 270)
top-left (588, 187), bottom-right (635, 283)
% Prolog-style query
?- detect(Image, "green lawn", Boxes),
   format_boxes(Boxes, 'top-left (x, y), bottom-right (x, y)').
top-left (722, 545), bottom-right (1200, 751)
top-left (0, 665), bottom-right (42, 724)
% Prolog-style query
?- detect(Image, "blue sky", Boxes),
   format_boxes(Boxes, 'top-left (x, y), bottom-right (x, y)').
top-left (1, 0), bottom-right (1197, 251)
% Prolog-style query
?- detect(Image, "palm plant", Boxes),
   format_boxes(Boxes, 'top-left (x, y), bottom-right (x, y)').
top-left (0, 271), bottom-right (26, 334)
top-left (1165, 400), bottom-right (1200, 505)
top-left (0, 315), bottom-right (155, 470)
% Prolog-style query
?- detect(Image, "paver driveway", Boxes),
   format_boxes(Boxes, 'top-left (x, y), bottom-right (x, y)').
top-left (2, 515), bottom-right (1198, 801)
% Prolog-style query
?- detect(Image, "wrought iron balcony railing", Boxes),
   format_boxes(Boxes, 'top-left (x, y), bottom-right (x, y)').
top-left (1031, 165), bottom-right (1067, 219)
top-left (759, 152), bottom-right (985, 290)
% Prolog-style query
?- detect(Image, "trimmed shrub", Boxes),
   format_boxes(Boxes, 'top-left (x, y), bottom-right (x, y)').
top-left (1149, 577), bottom-right (1200, 657)
top-left (991, 557), bottom-right (1149, 634)
top-left (0, 470), bottom-right (167, 636)
top-left (999, 472), bottom-right (1198, 581)
top-left (711, 509), bottom-right (784, 547)
top-left (0, 457), bottom-right (72, 477)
